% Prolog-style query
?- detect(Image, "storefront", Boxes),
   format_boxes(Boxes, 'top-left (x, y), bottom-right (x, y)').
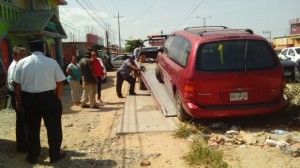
top-left (8, 10), bottom-right (67, 68)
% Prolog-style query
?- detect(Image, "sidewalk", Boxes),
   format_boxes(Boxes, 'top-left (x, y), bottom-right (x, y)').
top-left (116, 90), bottom-right (178, 134)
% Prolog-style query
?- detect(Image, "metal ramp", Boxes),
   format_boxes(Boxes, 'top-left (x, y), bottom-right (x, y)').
top-left (138, 62), bottom-right (177, 117)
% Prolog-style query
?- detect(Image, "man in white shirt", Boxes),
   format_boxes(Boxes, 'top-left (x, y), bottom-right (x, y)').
top-left (13, 40), bottom-right (66, 164)
top-left (7, 45), bottom-right (27, 153)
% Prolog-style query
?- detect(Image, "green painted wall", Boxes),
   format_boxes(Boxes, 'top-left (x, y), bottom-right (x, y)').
top-left (0, 21), bottom-right (12, 35)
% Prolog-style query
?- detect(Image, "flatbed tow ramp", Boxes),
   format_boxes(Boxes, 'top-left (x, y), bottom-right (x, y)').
top-left (116, 61), bottom-right (177, 134)
top-left (138, 62), bottom-right (177, 117)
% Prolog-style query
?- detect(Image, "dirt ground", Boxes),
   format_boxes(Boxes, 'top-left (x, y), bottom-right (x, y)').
top-left (0, 71), bottom-right (300, 168)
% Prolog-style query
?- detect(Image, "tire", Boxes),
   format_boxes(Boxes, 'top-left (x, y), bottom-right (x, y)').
top-left (155, 65), bottom-right (164, 83)
top-left (175, 90), bottom-right (191, 122)
top-left (295, 66), bottom-right (299, 82)
top-left (139, 80), bottom-right (147, 90)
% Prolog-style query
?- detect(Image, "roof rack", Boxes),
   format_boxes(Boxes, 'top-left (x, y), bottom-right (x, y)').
top-left (184, 26), bottom-right (228, 31)
top-left (184, 26), bottom-right (254, 36)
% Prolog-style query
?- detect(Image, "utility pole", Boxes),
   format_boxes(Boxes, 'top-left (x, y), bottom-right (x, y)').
top-left (196, 16), bottom-right (211, 28)
top-left (263, 30), bottom-right (272, 43)
top-left (106, 31), bottom-right (110, 56)
top-left (114, 12), bottom-right (123, 51)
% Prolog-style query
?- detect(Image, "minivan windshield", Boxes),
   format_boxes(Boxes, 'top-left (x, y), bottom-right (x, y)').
top-left (196, 40), bottom-right (276, 71)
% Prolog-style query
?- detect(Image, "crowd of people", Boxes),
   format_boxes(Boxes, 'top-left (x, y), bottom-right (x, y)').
top-left (6, 40), bottom-right (141, 164)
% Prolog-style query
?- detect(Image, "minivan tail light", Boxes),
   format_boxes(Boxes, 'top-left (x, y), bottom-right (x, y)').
top-left (183, 81), bottom-right (195, 99)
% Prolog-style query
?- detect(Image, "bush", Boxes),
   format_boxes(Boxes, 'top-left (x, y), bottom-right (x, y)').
top-left (185, 141), bottom-right (228, 168)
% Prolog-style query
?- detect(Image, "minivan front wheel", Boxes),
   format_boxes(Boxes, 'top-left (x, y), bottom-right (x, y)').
top-left (175, 90), bottom-right (191, 122)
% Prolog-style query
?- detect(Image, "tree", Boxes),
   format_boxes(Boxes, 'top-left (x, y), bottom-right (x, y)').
top-left (125, 39), bottom-right (142, 53)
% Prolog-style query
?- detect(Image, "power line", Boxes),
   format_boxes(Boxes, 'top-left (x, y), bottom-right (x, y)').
top-left (75, 0), bottom-right (108, 31)
top-left (60, 22), bottom-right (86, 42)
top-left (77, 0), bottom-right (120, 43)
top-left (60, 1), bottom-right (87, 25)
top-left (124, 0), bottom-right (158, 26)
top-left (172, 0), bottom-right (206, 31)
top-left (59, 0), bottom-right (119, 44)
top-left (82, 0), bottom-right (110, 28)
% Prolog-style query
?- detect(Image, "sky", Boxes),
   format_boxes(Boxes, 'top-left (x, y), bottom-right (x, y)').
top-left (59, 0), bottom-right (299, 47)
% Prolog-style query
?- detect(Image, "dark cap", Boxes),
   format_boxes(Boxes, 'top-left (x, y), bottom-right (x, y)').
top-left (129, 54), bottom-right (135, 59)
top-left (28, 40), bottom-right (45, 52)
top-left (28, 40), bottom-right (45, 46)
top-left (84, 49), bottom-right (91, 57)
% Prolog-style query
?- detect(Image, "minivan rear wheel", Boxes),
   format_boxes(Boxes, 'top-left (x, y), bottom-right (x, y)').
top-left (155, 65), bottom-right (164, 83)
top-left (175, 90), bottom-right (191, 122)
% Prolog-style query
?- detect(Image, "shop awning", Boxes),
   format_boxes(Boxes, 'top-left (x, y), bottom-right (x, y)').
top-left (9, 10), bottom-right (67, 39)
top-left (290, 35), bottom-right (300, 39)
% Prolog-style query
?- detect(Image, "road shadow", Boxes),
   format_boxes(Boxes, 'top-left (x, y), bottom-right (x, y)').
top-left (0, 138), bottom-right (117, 168)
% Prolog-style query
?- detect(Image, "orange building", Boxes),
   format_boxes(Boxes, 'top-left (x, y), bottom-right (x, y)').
top-left (273, 18), bottom-right (300, 50)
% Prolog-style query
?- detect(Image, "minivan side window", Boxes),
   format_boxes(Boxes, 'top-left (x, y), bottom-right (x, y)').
top-left (169, 36), bottom-right (184, 61)
top-left (196, 40), bottom-right (276, 71)
top-left (177, 38), bottom-right (191, 67)
top-left (163, 36), bottom-right (174, 55)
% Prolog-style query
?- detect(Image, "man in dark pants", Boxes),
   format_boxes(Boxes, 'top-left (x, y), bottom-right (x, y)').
top-left (13, 40), bottom-right (66, 164)
top-left (116, 54), bottom-right (140, 98)
top-left (79, 51), bottom-right (98, 108)
top-left (7, 45), bottom-right (27, 152)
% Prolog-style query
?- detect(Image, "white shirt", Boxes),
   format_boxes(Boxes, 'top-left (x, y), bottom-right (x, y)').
top-left (13, 52), bottom-right (66, 93)
top-left (7, 60), bottom-right (17, 91)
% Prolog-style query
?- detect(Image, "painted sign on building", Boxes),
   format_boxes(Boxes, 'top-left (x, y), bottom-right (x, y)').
top-left (274, 38), bottom-right (287, 45)
top-left (86, 33), bottom-right (103, 44)
top-left (289, 18), bottom-right (300, 35)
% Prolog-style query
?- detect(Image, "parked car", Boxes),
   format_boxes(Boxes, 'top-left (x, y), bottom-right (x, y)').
top-left (155, 26), bottom-right (287, 121)
top-left (97, 58), bottom-right (107, 83)
top-left (278, 47), bottom-right (300, 82)
top-left (280, 47), bottom-right (300, 62)
top-left (0, 59), bottom-right (7, 110)
top-left (111, 55), bottom-right (129, 68)
top-left (277, 53), bottom-right (296, 82)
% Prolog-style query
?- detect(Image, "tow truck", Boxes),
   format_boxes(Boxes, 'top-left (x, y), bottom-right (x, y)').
top-left (135, 35), bottom-right (177, 117)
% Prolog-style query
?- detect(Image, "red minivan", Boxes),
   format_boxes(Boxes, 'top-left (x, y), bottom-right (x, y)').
top-left (155, 26), bottom-right (287, 121)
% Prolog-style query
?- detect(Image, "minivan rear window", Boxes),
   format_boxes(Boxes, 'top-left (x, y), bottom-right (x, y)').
top-left (196, 40), bottom-right (276, 71)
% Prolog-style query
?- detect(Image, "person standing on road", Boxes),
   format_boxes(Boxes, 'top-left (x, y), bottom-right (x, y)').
top-left (13, 40), bottom-right (66, 164)
top-left (116, 54), bottom-right (140, 98)
top-left (79, 51), bottom-right (99, 109)
top-left (90, 50), bottom-right (105, 103)
top-left (99, 49), bottom-right (113, 71)
top-left (66, 56), bottom-right (81, 105)
top-left (7, 45), bottom-right (27, 153)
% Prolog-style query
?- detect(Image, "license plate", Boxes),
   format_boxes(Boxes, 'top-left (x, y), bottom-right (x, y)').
top-left (230, 92), bottom-right (248, 101)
